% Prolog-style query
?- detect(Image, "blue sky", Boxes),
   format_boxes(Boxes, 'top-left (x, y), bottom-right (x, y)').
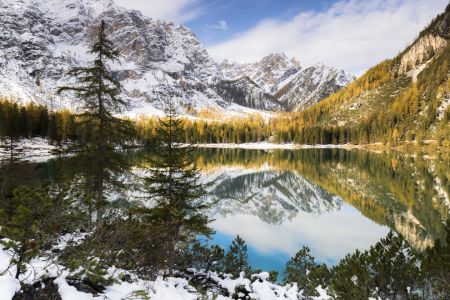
top-left (182, 0), bottom-right (330, 46)
top-left (114, 0), bottom-right (449, 76)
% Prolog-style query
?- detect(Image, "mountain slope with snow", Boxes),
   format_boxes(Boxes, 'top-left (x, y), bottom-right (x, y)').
top-left (0, 0), bottom-right (234, 115)
top-left (274, 63), bottom-right (356, 111)
top-left (220, 53), bottom-right (301, 93)
top-left (0, 0), bottom-right (355, 116)
top-left (209, 76), bottom-right (284, 111)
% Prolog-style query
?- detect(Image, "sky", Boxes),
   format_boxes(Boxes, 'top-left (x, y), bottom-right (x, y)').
top-left (113, 0), bottom-right (449, 76)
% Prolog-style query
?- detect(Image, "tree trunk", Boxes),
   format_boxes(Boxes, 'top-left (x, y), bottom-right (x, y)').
top-left (97, 171), bottom-right (103, 226)
top-left (168, 239), bottom-right (173, 276)
top-left (15, 246), bottom-right (24, 279)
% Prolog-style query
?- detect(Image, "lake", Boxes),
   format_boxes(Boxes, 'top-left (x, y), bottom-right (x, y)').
top-left (34, 148), bottom-right (450, 280)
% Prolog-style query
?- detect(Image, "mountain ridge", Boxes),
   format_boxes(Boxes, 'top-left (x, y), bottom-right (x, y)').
top-left (0, 0), bottom-right (355, 116)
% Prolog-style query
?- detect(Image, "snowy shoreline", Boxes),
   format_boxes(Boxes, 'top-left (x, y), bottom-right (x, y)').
top-left (196, 142), bottom-right (359, 150)
top-left (0, 138), bottom-right (59, 161)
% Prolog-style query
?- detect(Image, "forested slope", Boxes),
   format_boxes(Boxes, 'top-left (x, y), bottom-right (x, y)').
top-left (272, 4), bottom-right (450, 145)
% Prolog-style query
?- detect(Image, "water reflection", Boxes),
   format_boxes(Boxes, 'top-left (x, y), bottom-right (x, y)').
top-left (33, 148), bottom-right (450, 273)
top-left (188, 148), bottom-right (450, 254)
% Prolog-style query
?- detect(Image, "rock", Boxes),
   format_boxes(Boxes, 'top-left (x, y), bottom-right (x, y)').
top-left (399, 34), bottom-right (447, 74)
top-left (210, 76), bottom-right (284, 111)
top-left (220, 53), bottom-right (301, 93)
top-left (275, 62), bottom-right (356, 111)
top-left (13, 278), bottom-right (62, 300)
top-left (121, 274), bottom-right (133, 283)
top-left (0, 0), bottom-right (227, 115)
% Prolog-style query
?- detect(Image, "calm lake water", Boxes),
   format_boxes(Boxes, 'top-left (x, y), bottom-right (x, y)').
top-left (34, 148), bottom-right (450, 279)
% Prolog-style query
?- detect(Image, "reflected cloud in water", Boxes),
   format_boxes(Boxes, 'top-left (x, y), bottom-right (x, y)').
top-left (212, 205), bottom-right (390, 265)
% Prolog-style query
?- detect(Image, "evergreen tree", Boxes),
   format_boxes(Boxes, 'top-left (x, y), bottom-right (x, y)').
top-left (57, 20), bottom-right (134, 225)
top-left (422, 219), bottom-right (450, 298)
top-left (142, 96), bottom-right (214, 276)
top-left (329, 250), bottom-right (373, 300)
top-left (0, 182), bottom-right (70, 279)
top-left (221, 235), bottom-right (252, 278)
top-left (18, 106), bottom-right (29, 138)
top-left (283, 246), bottom-right (320, 298)
top-left (187, 242), bottom-right (225, 274)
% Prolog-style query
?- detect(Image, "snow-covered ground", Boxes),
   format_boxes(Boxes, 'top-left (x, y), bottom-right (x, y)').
top-left (198, 142), bottom-right (359, 150)
top-left (0, 138), bottom-right (58, 160)
top-left (0, 238), bottom-right (331, 300)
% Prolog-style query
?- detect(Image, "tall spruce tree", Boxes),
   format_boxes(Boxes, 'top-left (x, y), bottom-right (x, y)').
top-left (142, 96), bottom-right (214, 276)
top-left (221, 235), bottom-right (252, 278)
top-left (57, 20), bottom-right (134, 225)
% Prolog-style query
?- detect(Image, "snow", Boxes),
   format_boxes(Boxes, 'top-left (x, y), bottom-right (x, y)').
top-left (0, 237), bottom-right (332, 300)
top-left (0, 276), bottom-right (20, 300)
top-left (276, 63), bottom-right (356, 111)
top-left (0, 138), bottom-right (58, 159)
top-left (220, 53), bottom-right (301, 93)
top-left (198, 142), bottom-right (360, 150)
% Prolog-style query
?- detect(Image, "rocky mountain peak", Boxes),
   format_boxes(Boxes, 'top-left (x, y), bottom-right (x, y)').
top-left (0, 0), bottom-right (229, 116)
top-left (291, 57), bottom-right (301, 69)
top-left (220, 53), bottom-right (301, 93)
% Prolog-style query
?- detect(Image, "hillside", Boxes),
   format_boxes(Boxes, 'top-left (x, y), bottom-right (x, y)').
top-left (274, 63), bottom-right (356, 111)
top-left (209, 76), bottom-right (284, 111)
top-left (272, 4), bottom-right (450, 145)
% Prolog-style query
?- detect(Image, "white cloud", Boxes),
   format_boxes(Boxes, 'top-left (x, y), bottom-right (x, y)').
top-left (209, 20), bottom-right (228, 31)
top-left (206, 0), bottom-right (449, 74)
top-left (113, 0), bottom-right (205, 23)
top-left (212, 207), bottom-right (390, 263)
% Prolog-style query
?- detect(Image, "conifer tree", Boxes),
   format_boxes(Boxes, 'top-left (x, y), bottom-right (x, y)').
top-left (57, 20), bottom-right (134, 225)
top-left (422, 219), bottom-right (450, 298)
top-left (142, 96), bottom-right (214, 276)
top-left (221, 235), bottom-right (252, 278)
top-left (283, 246), bottom-right (320, 298)
top-left (0, 182), bottom-right (71, 279)
top-left (329, 250), bottom-right (373, 300)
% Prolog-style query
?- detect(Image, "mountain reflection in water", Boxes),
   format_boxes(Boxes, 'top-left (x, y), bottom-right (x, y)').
top-left (35, 148), bottom-right (450, 274)
top-left (188, 148), bottom-right (450, 255)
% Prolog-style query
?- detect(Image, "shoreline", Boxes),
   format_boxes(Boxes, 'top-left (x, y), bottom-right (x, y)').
top-left (196, 142), bottom-right (450, 153)
top-left (196, 142), bottom-right (357, 150)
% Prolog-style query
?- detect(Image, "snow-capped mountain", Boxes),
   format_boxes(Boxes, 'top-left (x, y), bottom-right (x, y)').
top-left (203, 168), bottom-right (345, 225)
top-left (0, 0), bottom-right (230, 115)
top-left (220, 53), bottom-right (301, 93)
top-left (219, 55), bottom-right (356, 111)
top-left (0, 0), bottom-right (355, 116)
top-left (274, 63), bottom-right (356, 111)
top-left (209, 76), bottom-right (284, 111)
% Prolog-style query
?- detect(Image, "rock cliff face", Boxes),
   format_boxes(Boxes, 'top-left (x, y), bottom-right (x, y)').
top-left (274, 63), bottom-right (356, 111)
top-left (219, 55), bottom-right (355, 111)
top-left (220, 53), bottom-right (301, 93)
top-left (399, 34), bottom-right (447, 74)
top-left (0, 0), bottom-right (227, 115)
top-left (209, 77), bottom-right (283, 111)
top-left (399, 7), bottom-right (450, 75)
